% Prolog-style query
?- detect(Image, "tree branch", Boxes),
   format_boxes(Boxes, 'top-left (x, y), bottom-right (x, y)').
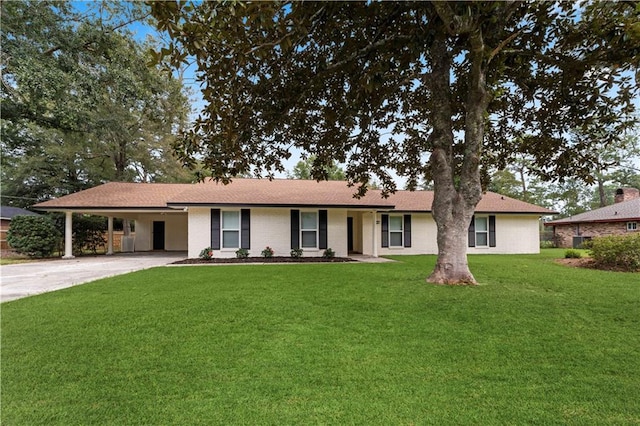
top-left (323, 34), bottom-right (413, 73)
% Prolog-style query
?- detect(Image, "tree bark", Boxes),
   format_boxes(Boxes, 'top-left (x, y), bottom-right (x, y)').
top-left (597, 175), bottom-right (606, 207)
top-left (426, 12), bottom-right (488, 285)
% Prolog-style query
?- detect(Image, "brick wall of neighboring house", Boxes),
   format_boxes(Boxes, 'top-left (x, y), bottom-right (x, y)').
top-left (101, 231), bottom-right (135, 252)
top-left (553, 221), bottom-right (637, 248)
top-left (0, 219), bottom-right (9, 250)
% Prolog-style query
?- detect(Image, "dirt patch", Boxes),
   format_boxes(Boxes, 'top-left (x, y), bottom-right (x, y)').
top-left (555, 257), bottom-right (597, 269)
top-left (173, 256), bottom-right (355, 265)
top-left (555, 257), bottom-right (639, 273)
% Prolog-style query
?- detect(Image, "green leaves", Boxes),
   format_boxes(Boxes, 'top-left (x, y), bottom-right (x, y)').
top-left (7, 215), bottom-right (60, 258)
top-left (1, 1), bottom-right (193, 208)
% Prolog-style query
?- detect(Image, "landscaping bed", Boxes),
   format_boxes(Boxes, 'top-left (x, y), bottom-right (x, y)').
top-left (173, 256), bottom-right (355, 264)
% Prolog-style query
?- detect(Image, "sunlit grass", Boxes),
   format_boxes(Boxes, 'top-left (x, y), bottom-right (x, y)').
top-left (2, 250), bottom-right (639, 425)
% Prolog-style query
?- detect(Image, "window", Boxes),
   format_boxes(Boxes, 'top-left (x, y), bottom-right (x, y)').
top-left (389, 215), bottom-right (403, 247)
top-left (475, 216), bottom-right (489, 247)
top-left (300, 211), bottom-right (318, 248)
top-left (628, 222), bottom-right (638, 231)
top-left (222, 210), bottom-right (240, 248)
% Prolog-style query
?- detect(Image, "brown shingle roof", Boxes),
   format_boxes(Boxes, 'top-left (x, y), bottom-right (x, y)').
top-left (33, 182), bottom-right (193, 209)
top-left (380, 190), bottom-right (555, 214)
top-left (168, 179), bottom-right (393, 208)
top-left (33, 179), bottom-right (555, 214)
top-left (546, 198), bottom-right (640, 225)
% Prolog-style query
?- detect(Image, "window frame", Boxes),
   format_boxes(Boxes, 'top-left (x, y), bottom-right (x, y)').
top-left (474, 216), bottom-right (489, 248)
top-left (388, 214), bottom-right (404, 248)
top-left (221, 209), bottom-right (241, 249)
top-left (300, 210), bottom-right (319, 249)
top-left (627, 221), bottom-right (638, 232)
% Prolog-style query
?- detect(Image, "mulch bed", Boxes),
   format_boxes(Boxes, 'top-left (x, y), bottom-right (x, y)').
top-left (173, 256), bottom-right (355, 265)
top-left (554, 257), bottom-right (639, 273)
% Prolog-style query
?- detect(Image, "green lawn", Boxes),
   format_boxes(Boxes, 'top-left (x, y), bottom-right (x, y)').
top-left (2, 250), bottom-right (639, 425)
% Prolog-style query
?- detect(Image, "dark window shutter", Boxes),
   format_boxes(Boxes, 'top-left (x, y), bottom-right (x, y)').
top-left (489, 215), bottom-right (496, 247)
top-left (241, 209), bottom-right (251, 249)
top-left (291, 210), bottom-right (300, 249)
top-left (404, 214), bottom-right (412, 248)
top-left (319, 210), bottom-right (328, 250)
top-left (381, 214), bottom-right (389, 248)
top-left (211, 209), bottom-right (221, 250)
top-left (468, 215), bottom-right (476, 247)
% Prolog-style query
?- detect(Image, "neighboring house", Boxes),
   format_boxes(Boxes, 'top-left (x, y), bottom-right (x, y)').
top-left (545, 188), bottom-right (640, 248)
top-left (0, 206), bottom-right (40, 250)
top-left (33, 179), bottom-right (555, 259)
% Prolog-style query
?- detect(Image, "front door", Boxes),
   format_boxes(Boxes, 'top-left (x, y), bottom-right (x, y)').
top-left (347, 217), bottom-right (354, 253)
top-left (152, 221), bottom-right (165, 250)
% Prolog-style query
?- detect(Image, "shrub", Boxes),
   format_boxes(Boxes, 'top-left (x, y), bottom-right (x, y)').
top-left (540, 240), bottom-right (555, 249)
top-left (322, 248), bottom-right (336, 259)
top-left (7, 215), bottom-right (61, 258)
top-left (261, 246), bottom-right (274, 258)
top-left (590, 233), bottom-right (640, 272)
top-left (579, 238), bottom-right (594, 250)
top-left (564, 249), bottom-right (582, 259)
top-left (290, 248), bottom-right (303, 258)
top-left (235, 248), bottom-right (249, 259)
top-left (72, 215), bottom-right (107, 255)
top-left (199, 247), bottom-right (214, 260)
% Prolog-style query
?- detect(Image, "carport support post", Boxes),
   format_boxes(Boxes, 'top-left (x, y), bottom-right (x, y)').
top-left (106, 216), bottom-right (114, 255)
top-left (62, 211), bottom-right (74, 259)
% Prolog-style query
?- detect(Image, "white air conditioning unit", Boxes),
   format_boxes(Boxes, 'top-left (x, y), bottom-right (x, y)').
top-left (121, 236), bottom-right (135, 252)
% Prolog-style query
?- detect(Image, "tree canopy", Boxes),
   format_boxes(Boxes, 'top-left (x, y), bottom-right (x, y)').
top-left (151, 1), bottom-right (638, 284)
top-left (288, 156), bottom-right (346, 181)
top-left (1, 1), bottom-right (193, 208)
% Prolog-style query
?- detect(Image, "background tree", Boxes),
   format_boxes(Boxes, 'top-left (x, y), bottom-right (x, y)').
top-left (0, 1), bottom-right (193, 209)
top-left (151, 1), bottom-right (638, 284)
top-left (288, 156), bottom-right (346, 181)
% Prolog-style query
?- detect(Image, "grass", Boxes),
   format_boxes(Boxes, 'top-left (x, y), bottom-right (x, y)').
top-left (2, 249), bottom-right (639, 425)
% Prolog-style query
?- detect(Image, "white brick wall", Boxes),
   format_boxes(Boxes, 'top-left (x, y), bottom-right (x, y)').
top-left (186, 208), bottom-right (541, 258)
top-left (467, 215), bottom-right (540, 254)
top-left (187, 208), bottom-right (211, 258)
top-left (188, 207), bottom-right (350, 258)
top-left (132, 213), bottom-right (188, 252)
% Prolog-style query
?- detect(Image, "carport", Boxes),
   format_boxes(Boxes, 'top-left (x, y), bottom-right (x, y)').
top-left (33, 182), bottom-right (192, 258)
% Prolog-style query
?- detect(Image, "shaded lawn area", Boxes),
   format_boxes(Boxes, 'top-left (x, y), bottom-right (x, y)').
top-left (2, 250), bottom-right (639, 425)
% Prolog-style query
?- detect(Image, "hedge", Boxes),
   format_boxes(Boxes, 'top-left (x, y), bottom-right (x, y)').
top-left (589, 233), bottom-right (640, 272)
top-left (7, 215), bottom-right (61, 258)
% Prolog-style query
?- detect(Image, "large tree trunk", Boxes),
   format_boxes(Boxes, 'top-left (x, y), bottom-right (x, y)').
top-left (428, 190), bottom-right (477, 284)
top-left (426, 9), bottom-right (488, 285)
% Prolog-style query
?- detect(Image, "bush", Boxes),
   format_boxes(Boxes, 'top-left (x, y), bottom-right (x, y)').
top-left (290, 248), bottom-right (303, 258)
top-left (72, 215), bottom-right (107, 255)
top-left (322, 248), bottom-right (336, 259)
top-left (261, 246), bottom-right (274, 258)
top-left (540, 240), bottom-right (555, 249)
top-left (7, 215), bottom-right (61, 258)
top-left (235, 248), bottom-right (249, 259)
top-left (564, 249), bottom-right (582, 259)
top-left (590, 233), bottom-right (640, 272)
top-left (199, 247), bottom-right (214, 260)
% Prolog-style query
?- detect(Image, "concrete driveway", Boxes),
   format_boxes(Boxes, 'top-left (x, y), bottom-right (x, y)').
top-left (1, 252), bottom-right (186, 303)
